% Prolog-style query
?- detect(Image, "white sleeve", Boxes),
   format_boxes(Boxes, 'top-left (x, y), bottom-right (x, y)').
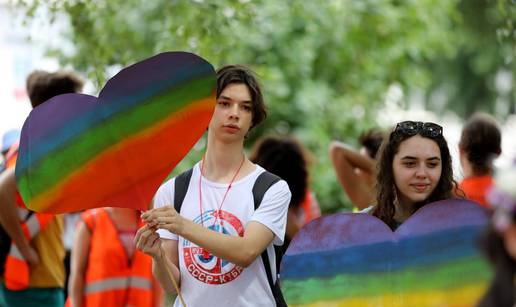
top-left (250, 180), bottom-right (291, 246)
top-left (153, 178), bottom-right (179, 241)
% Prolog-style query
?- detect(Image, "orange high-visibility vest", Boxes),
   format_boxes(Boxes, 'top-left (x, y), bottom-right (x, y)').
top-left (4, 209), bottom-right (54, 290)
top-left (300, 190), bottom-right (321, 225)
top-left (78, 208), bottom-right (154, 307)
top-left (300, 191), bottom-right (314, 222)
top-left (4, 141), bottom-right (18, 169)
top-left (3, 142), bottom-right (55, 290)
top-left (5, 142), bottom-right (26, 209)
top-left (459, 175), bottom-right (494, 208)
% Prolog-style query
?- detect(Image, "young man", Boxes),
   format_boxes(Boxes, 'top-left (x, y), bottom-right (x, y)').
top-left (136, 65), bottom-right (291, 306)
top-left (0, 70), bottom-right (83, 307)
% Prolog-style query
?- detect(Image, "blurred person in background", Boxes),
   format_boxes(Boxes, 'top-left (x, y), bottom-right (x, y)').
top-left (0, 129), bottom-right (21, 171)
top-left (477, 164), bottom-right (516, 307)
top-left (250, 135), bottom-right (320, 259)
top-left (0, 129), bottom-right (21, 299)
top-left (0, 70), bottom-right (83, 307)
top-left (67, 207), bottom-right (162, 307)
top-left (459, 112), bottom-right (502, 208)
top-left (329, 128), bottom-right (384, 210)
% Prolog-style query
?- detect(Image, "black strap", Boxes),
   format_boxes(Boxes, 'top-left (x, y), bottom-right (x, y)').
top-left (252, 171), bottom-right (281, 210)
top-left (253, 172), bottom-right (287, 307)
top-left (260, 246), bottom-right (287, 306)
top-left (173, 168), bottom-right (193, 213)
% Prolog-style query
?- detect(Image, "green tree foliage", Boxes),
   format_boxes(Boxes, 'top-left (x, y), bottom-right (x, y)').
top-left (13, 0), bottom-right (514, 212)
top-left (425, 0), bottom-right (515, 117)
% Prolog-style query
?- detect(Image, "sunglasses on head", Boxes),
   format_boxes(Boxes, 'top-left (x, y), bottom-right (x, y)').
top-left (394, 121), bottom-right (443, 138)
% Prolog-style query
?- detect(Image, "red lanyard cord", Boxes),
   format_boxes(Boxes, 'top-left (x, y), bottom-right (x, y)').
top-left (198, 154), bottom-right (245, 228)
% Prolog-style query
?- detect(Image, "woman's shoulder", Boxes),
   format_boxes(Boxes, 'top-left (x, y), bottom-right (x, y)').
top-left (359, 205), bottom-right (375, 214)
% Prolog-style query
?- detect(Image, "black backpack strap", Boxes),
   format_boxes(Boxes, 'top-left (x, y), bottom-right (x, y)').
top-left (253, 171), bottom-right (281, 210)
top-left (173, 168), bottom-right (193, 213)
top-left (253, 171), bottom-right (288, 307)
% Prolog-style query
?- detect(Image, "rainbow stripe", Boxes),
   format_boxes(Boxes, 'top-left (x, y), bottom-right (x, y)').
top-left (280, 200), bottom-right (492, 306)
top-left (16, 52), bottom-right (215, 213)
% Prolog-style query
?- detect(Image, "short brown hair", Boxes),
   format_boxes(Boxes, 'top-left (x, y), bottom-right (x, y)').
top-left (216, 65), bottom-right (267, 130)
top-left (26, 70), bottom-right (83, 108)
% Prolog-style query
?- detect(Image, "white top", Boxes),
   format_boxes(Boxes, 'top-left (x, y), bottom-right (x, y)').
top-left (62, 212), bottom-right (81, 251)
top-left (155, 162), bottom-right (291, 306)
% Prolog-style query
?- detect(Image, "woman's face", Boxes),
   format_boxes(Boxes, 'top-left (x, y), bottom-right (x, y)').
top-left (392, 135), bottom-right (442, 208)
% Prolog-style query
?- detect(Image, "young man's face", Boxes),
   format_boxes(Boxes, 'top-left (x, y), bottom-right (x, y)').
top-left (209, 83), bottom-right (253, 143)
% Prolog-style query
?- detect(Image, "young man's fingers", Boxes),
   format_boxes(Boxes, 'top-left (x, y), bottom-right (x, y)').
top-left (134, 225), bottom-right (148, 244)
top-left (143, 206), bottom-right (177, 217)
top-left (156, 216), bottom-right (176, 225)
top-left (145, 219), bottom-right (158, 228)
top-left (135, 231), bottom-right (147, 250)
top-left (143, 206), bottom-right (168, 214)
top-left (150, 233), bottom-right (161, 247)
top-left (136, 225), bottom-right (156, 248)
top-left (143, 210), bottom-right (178, 224)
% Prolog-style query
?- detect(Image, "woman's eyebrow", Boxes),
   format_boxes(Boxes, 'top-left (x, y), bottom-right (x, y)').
top-left (401, 156), bottom-right (417, 160)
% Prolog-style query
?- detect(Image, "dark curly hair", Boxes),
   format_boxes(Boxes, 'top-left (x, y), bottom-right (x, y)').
top-left (459, 112), bottom-right (501, 176)
top-left (372, 122), bottom-right (459, 229)
top-left (359, 128), bottom-right (385, 159)
top-left (250, 136), bottom-right (310, 209)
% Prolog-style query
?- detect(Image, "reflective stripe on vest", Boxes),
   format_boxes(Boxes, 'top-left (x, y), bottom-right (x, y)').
top-left (25, 215), bottom-right (42, 238)
top-left (4, 212), bottom-right (54, 290)
top-left (85, 276), bottom-right (152, 294)
top-left (8, 245), bottom-right (23, 260)
top-left (17, 207), bottom-right (29, 219)
top-left (81, 209), bottom-right (154, 307)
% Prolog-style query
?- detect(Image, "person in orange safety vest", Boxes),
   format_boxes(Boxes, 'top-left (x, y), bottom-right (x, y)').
top-left (458, 113), bottom-right (502, 208)
top-left (66, 207), bottom-right (162, 307)
top-left (0, 70), bottom-right (83, 307)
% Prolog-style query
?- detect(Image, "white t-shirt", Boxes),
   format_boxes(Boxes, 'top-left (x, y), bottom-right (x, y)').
top-left (155, 162), bottom-right (291, 307)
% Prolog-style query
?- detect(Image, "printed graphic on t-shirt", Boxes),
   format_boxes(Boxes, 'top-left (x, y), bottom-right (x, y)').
top-left (183, 209), bottom-right (245, 284)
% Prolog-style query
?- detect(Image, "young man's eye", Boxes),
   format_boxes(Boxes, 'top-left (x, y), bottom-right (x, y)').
top-left (427, 163), bottom-right (439, 168)
top-left (242, 105), bottom-right (252, 112)
top-left (218, 101), bottom-right (230, 107)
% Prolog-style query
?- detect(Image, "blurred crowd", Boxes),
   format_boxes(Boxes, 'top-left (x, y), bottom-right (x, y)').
top-left (0, 67), bottom-right (514, 307)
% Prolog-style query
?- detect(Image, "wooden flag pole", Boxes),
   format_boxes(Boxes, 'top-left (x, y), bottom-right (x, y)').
top-left (160, 245), bottom-right (187, 307)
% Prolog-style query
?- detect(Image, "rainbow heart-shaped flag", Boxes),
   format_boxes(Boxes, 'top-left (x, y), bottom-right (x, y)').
top-left (280, 199), bottom-right (492, 306)
top-left (16, 52), bottom-right (215, 213)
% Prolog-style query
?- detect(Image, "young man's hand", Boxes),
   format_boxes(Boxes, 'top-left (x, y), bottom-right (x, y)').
top-left (134, 224), bottom-right (162, 259)
top-left (141, 206), bottom-right (187, 236)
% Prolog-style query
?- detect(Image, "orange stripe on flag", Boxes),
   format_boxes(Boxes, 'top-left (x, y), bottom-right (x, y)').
top-left (31, 97), bottom-right (214, 213)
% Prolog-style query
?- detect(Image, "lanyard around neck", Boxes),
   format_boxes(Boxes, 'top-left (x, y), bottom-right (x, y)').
top-left (198, 154), bottom-right (245, 228)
